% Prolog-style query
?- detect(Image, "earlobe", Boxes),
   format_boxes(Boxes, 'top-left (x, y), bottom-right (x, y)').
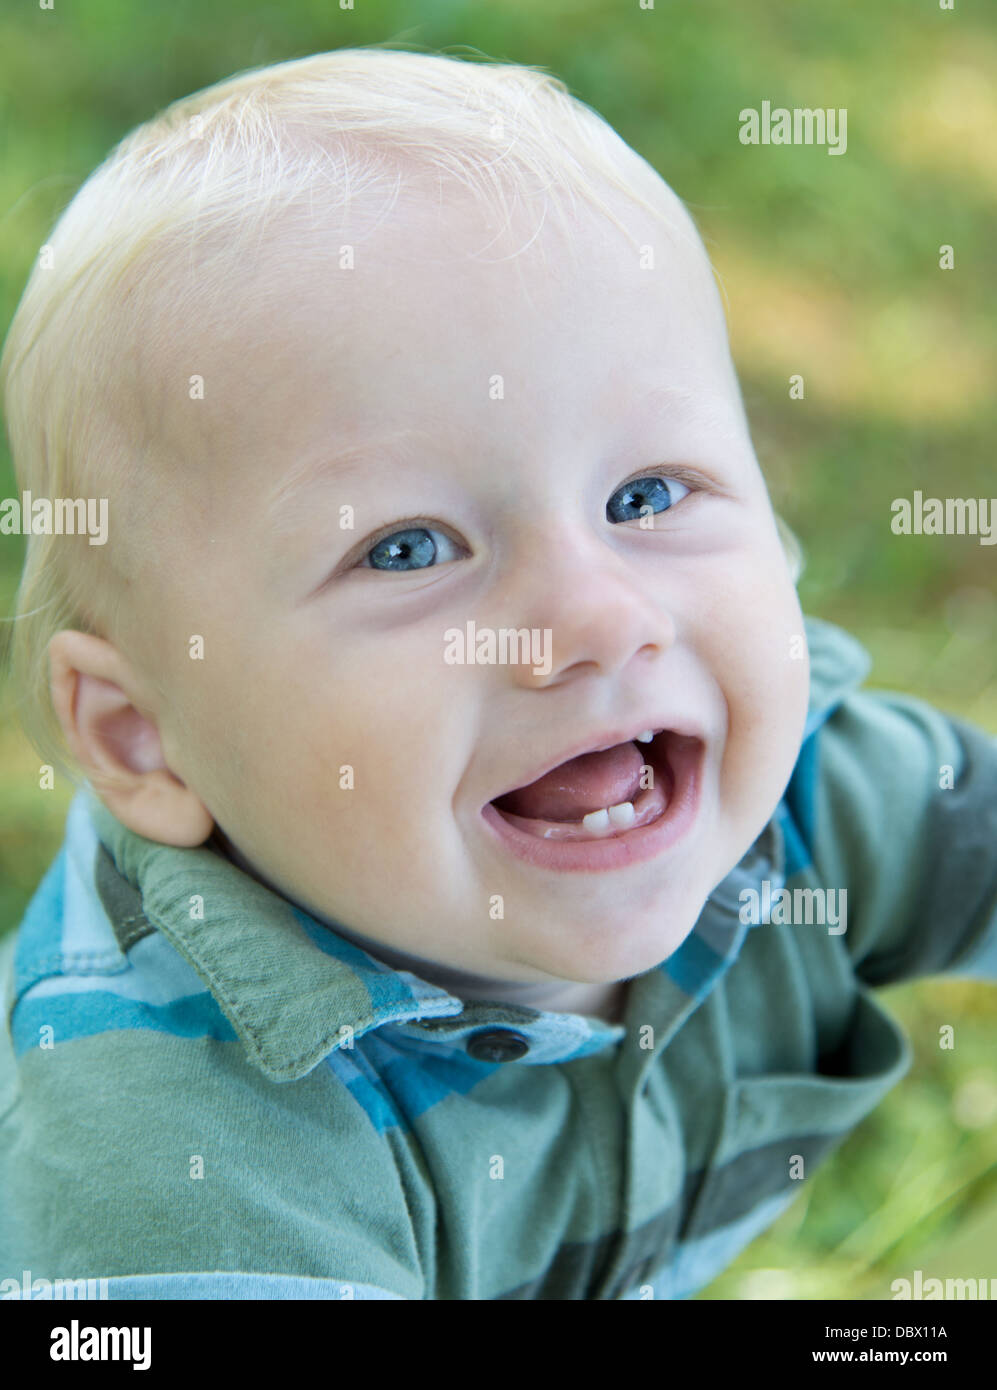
top-left (47, 629), bottom-right (215, 847)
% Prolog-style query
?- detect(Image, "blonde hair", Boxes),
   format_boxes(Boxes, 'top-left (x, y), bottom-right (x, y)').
top-left (0, 44), bottom-right (799, 784)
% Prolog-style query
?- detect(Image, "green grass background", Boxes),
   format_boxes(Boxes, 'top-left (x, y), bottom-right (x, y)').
top-left (1, 0), bottom-right (994, 1300)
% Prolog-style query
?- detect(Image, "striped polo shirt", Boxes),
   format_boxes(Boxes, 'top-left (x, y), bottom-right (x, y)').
top-left (1, 614), bottom-right (995, 1299)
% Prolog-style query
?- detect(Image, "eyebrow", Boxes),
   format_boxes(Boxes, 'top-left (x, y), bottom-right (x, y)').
top-left (265, 427), bottom-right (432, 533)
top-left (266, 385), bottom-right (742, 532)
top-left (623, 384), bottom-right (744, 440)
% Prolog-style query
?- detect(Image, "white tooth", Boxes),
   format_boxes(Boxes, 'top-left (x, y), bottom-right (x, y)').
top-left (581, 808), bottom-right (611, 835)
top-left (634, 730), bottom-right (655, 743)
top-left (607, 801), bottom-right (636, 828)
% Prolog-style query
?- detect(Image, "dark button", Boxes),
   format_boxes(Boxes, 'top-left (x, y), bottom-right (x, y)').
top-left (466, 1029), bottom-right (530, 1062)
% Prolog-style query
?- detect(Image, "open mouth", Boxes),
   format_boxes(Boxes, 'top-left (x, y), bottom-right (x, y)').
top-left (488, 729), bottom-right (699, 843)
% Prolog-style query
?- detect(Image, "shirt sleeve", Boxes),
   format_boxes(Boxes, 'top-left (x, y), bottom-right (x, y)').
top-left (804, 687), bottom-right (997, 986)
top-left (0, 1018), bottom-right (426, 1300)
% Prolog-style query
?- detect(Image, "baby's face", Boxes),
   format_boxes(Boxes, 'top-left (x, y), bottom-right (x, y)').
top-left (127, 183), bottom-right (810, 989)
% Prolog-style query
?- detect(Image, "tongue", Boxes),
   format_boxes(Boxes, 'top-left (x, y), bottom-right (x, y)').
top-left (494, 741), bottom-right (647, 823)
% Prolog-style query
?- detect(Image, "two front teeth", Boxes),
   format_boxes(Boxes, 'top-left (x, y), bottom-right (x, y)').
top-left (579, 729), bottom-right (656, 836)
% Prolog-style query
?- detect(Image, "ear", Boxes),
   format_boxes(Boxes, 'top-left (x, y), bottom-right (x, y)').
top-left (48, 629), bottom-right (215, 847)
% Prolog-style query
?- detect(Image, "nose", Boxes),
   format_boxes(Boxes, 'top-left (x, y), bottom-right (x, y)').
top-left (498, 521), bottom-right (677, 691)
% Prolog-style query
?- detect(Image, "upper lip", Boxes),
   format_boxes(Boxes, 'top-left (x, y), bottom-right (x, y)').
top-left (487, 719), bottom-right (706, 806)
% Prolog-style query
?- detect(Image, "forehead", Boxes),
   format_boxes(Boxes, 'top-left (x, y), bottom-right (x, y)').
top-left (209, 184), bottom-right (722, 392)
top-left (132, 175), bottom-right (737, 534)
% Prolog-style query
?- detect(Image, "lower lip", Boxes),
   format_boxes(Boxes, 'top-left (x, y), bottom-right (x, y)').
top-left (480, 736), bottom-right (703, 874)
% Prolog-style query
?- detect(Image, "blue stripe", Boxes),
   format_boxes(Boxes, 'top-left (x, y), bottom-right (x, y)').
top-left (789, 732), bottom-right (818, 855)
top-left (13, 847), bottom-right (68, 996)
top-left (328, 1031), bottom-right (504, 1132)
top-left (375, 1035), bottom-right (496, 1109)
top-left (335, 1064), bottom-right (407, 1132)
top-left (21, 932), bottom-right (214, 1006)
top-left (11, 989), bottom-right (236, 1055)
top-left (663, 929), bottom-right (724, 998)
top-left (780, 731), bottom-right (819, 877)
top-left (802, 700), bottom-right (839, 741)
top-left (776, 802), bottom-right (810, 879)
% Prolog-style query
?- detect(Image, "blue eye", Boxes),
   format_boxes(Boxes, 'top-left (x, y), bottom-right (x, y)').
top-left (362, 526), bottom-right (462, 572)
top-left (359, 474), bottom-right (692, 574)
top-left (606, 475), bottom-right (690, 523)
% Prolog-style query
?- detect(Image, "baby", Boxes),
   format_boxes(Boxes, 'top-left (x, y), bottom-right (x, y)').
top-left (1, 48), bottom-right (995, 1302)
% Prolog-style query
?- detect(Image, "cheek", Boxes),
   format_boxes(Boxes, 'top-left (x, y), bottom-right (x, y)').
top-left (729, 592), bottom-right (809, 748)
top-left (698, 556), bottom-right (805, 699)
top-left (702, 558), bottom-right (810, 799)
top-left (247, 673), bottom-right (445, 844)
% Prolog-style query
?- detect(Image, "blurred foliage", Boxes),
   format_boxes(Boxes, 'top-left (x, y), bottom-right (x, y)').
top-left (0, 0), bottom-right (994, 1300)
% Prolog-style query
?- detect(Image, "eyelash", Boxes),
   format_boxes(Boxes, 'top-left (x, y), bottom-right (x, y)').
top-left (350, 467), bottom-right (707, 572)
